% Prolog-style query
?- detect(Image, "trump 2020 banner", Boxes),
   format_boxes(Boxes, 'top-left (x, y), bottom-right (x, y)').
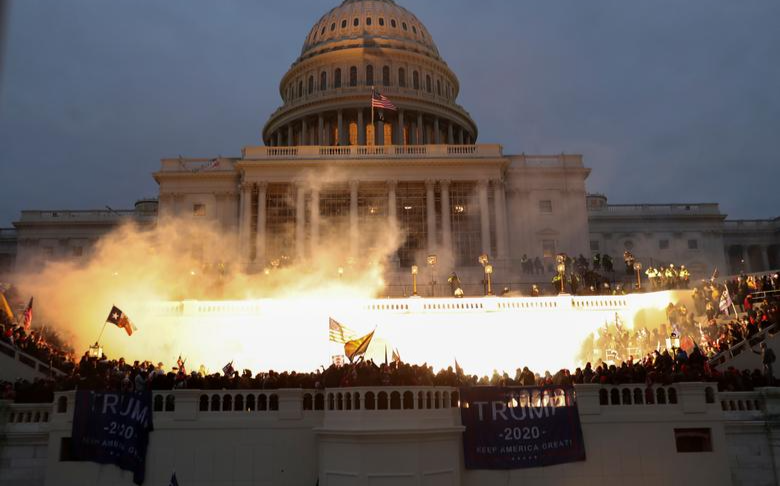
top-left (459, 385), bottom-right (586, 469)
top-left (71, 391), bottom-right (154, 485)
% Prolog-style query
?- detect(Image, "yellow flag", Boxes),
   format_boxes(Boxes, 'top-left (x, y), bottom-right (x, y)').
top-left (0, 292), bottom-right (13, 321)
top-left (344, 329), bottom-right (375, 362)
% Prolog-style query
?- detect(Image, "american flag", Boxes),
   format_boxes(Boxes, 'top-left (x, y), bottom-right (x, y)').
top-left (222, 361), bottom-right (235, 377)
top-left (329, 317), bottom-right (357, 344)
top-left (22, 297), bottom-right (33, 330)
top-left (371, 89), bottom-right (397, 111)
top-left (719, 287), bottom-right (733, 315)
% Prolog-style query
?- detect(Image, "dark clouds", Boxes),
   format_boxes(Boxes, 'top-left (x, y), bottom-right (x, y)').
top-left (1, 0), bottom-right (779, 225)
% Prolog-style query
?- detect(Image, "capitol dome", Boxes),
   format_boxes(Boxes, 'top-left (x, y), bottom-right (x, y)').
top-left (262, 0), bottom-right (478, 147)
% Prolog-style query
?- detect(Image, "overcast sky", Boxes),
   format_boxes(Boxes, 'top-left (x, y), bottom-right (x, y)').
top-left (1, 0), bottom-right (779, 226)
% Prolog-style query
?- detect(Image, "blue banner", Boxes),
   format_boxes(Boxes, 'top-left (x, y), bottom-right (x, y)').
top-left (460, 385), bottom-right (586, 469)
top-left (71, 391), bottom-right (154, 485)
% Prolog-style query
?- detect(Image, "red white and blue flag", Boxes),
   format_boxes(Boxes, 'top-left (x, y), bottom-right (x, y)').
top-left (22, 297), bottom-right (33, 330)
top-left (371, 89), bottom-right (397, 111)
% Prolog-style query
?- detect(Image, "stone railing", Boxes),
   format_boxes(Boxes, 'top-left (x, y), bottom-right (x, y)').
top-left (240, 144), bottom-right (502, 160)
top-left (17, 210), bottom-right (155, 223)
top-left (589, 203), bottom-right (722, 215)
top-left (724, 220), bottom-right (778, 231)
top-left (0, 340), bottom-right (66, 377)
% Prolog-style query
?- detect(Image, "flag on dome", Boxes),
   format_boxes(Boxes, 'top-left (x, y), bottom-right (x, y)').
top-left (344, 329), bottom-right (375, 362)
top-left (329, 317), bottom-right (357, 344)
top-left (106, 305), bottom-right (136, 336)
top-left (22, 297), bottom-right (33, 330)
top-left (371, 89), bottom-right (397, 111)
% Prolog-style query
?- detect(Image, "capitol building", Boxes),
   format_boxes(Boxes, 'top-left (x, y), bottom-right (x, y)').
top-left (1, 0), bottom-right (778, 286)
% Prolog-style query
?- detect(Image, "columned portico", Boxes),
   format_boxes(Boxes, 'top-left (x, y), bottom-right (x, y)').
top-left (425, 180), bottom-right (436, 255)
top-left (477, 180), bottom-right (491, 258)
top-left (494, 180), bottom-right (508, 261)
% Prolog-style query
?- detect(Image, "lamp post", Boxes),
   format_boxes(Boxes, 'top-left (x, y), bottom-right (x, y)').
top-left (427, 255), bottom-right (437, 297)
top-left (634, 262), bottom-right (643, 290)
top-left (485, 264), bottom-right (494, 296)
top-left (478, 254), bottom-right (489, 295)
top-left (411, 265), bottom-right (419, 296)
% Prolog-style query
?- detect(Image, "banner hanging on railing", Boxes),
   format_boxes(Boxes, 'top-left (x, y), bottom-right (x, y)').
top-left (71, 391), bottom-right (154, 485)
top-left (459, 385), bottom-right (586, 469)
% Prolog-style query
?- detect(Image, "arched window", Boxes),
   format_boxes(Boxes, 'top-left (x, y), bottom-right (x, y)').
top-left (426, 75), bottom-right (432, 93)
top-left (341, 19), bottom-right (347, 29)
top-left (379, 18), bottom-right (385, 26)
top-left (413, 71), bottom-right (420, 89)
top-left (330, 22), bottom-right (336, 31)
top-left (412, 25), bottom-right (417, 34)
top-left (298, 81), bottom-right (303, 98)
top-left (320, 25), bottom-right (326, 36)
top-left (334, 68), bottom-right (342, 88)
top-left (402, 22), bottom-right (408, 31)
top-left (320, 71), bottom-right (327, 91)
top-left (437, 80), bottom-right (442, 95)
top-left (308, 75), bottom-right (314, 94)
top-left (391, 19), bottom-right (397, 28)
top-left (382, 66), bottom-right (390, 86)
top-left (366, 17), bottom-right (372, 26)
top-left (398, 68), bottom-right (406, 88)
top-left (349, 66), bottom-right (357, 87)
top-left (366, 65), bottom-right (374, 86)
top-left (353, 18), bottom-right (359, 27)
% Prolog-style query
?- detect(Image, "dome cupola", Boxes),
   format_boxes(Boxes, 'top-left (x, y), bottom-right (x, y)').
top-left (262, 0), bottom-right (478, 147)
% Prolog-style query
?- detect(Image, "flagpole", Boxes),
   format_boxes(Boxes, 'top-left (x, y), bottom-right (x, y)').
top-left (95, 321), bottom-right (108, 345)
top-left (370, 86), bottom-right (375, 143)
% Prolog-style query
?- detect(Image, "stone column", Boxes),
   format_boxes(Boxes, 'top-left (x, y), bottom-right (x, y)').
top-left (276, 131), bottom-right (283, 147)
top-left (311, 188), bottom-right (320, 254)
top-left (302, 119), bottom-right (308, 145)
top-left (447, 122), bottom-right (454, 145)
top-left (396, 110), bottom-right (404, 145)
top-left (357, 110), bottom-right (365, 145)
top-left (417, 113), bottom-right (424, 145)
top-left (318, 114), bottom-right (325, 145)
top-left (458, 127), bottom-right (464, 145)
top-left (410, 121), bottom-right (418, 145)
top-left (478, 180), bottom-right (491, 257)
top-left (337, 110), bottom-right (345, 146)
top-left (349, 180), bottom-right (359, 257)
top-left (433, 117), bottom-right (440, 144)
top-left (296, 183), bottom-right (306, 260)
top-left (440, 180), bottom-right (452, 253)
top-left (287, 125), bottom-right (294, 147)
top-left (387, 180), bottom-right (398, 230)
top-left (255, 182), bottom-right (267, 265)
top-left (239, 183), bottom-right (253, 261)
top-left (426, 179), bottom-right (437, 255)
top-left (377, 120), bottom-right (384, 145)
top-left (493, 180), bottom-right (509, 261)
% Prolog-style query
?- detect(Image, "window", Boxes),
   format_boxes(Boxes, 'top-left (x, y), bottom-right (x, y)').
top-left (398, 68), bottom-right (406, 87)
top-left (193, 203), bottom-right (206, 216)
top-left (298, 81), bottom-right (303, 98)
top-left (330, 22), bottom-right (335, 31)
top-left (366, 17), bottom-right (372, 26)
top-left (402, 22), bottom-right (408, 31)
top-left (382, 66), bottom-right (390, 86)
top-left (379, 17), bottom-right (385, 26)
top-left (391, 19), bottom-right (397, 28)
top-left (366, 65), bottom-right (374, 86)
top-left (320, 71), bottom-right (327, 90)
top-left (542, 240), bottom-right (556, 259)
top-left (308, 75), bottom-right (314, 94)
top-left (412, 25), bottom-right (417, 34)
top-left (320, 25), bottom-right (326, 35)
top-left (349, 66), bottom-right (357, 86)
top-left (688, 239), bottom-right (699, 250)
top-left (413, 71), bottom-right (420, 89)
top-left (426, 75), bottom-right (432, 93)
top-left (659, 239), bottom-right (670, 250)
top-left (590, 240), bottom-right (600, 252)
top-left (539, 200), bottom-right (553, 213)
top-left (675, 428), bottom-right (712, 453)
top-left (353, 18), bottom-right (359, 27)
top-left (72, 247), bottom-right (83, 257)
top-left (334, 68), bottom-right (341, 88)
top-left (341, 19), bottom-right (347, 28)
